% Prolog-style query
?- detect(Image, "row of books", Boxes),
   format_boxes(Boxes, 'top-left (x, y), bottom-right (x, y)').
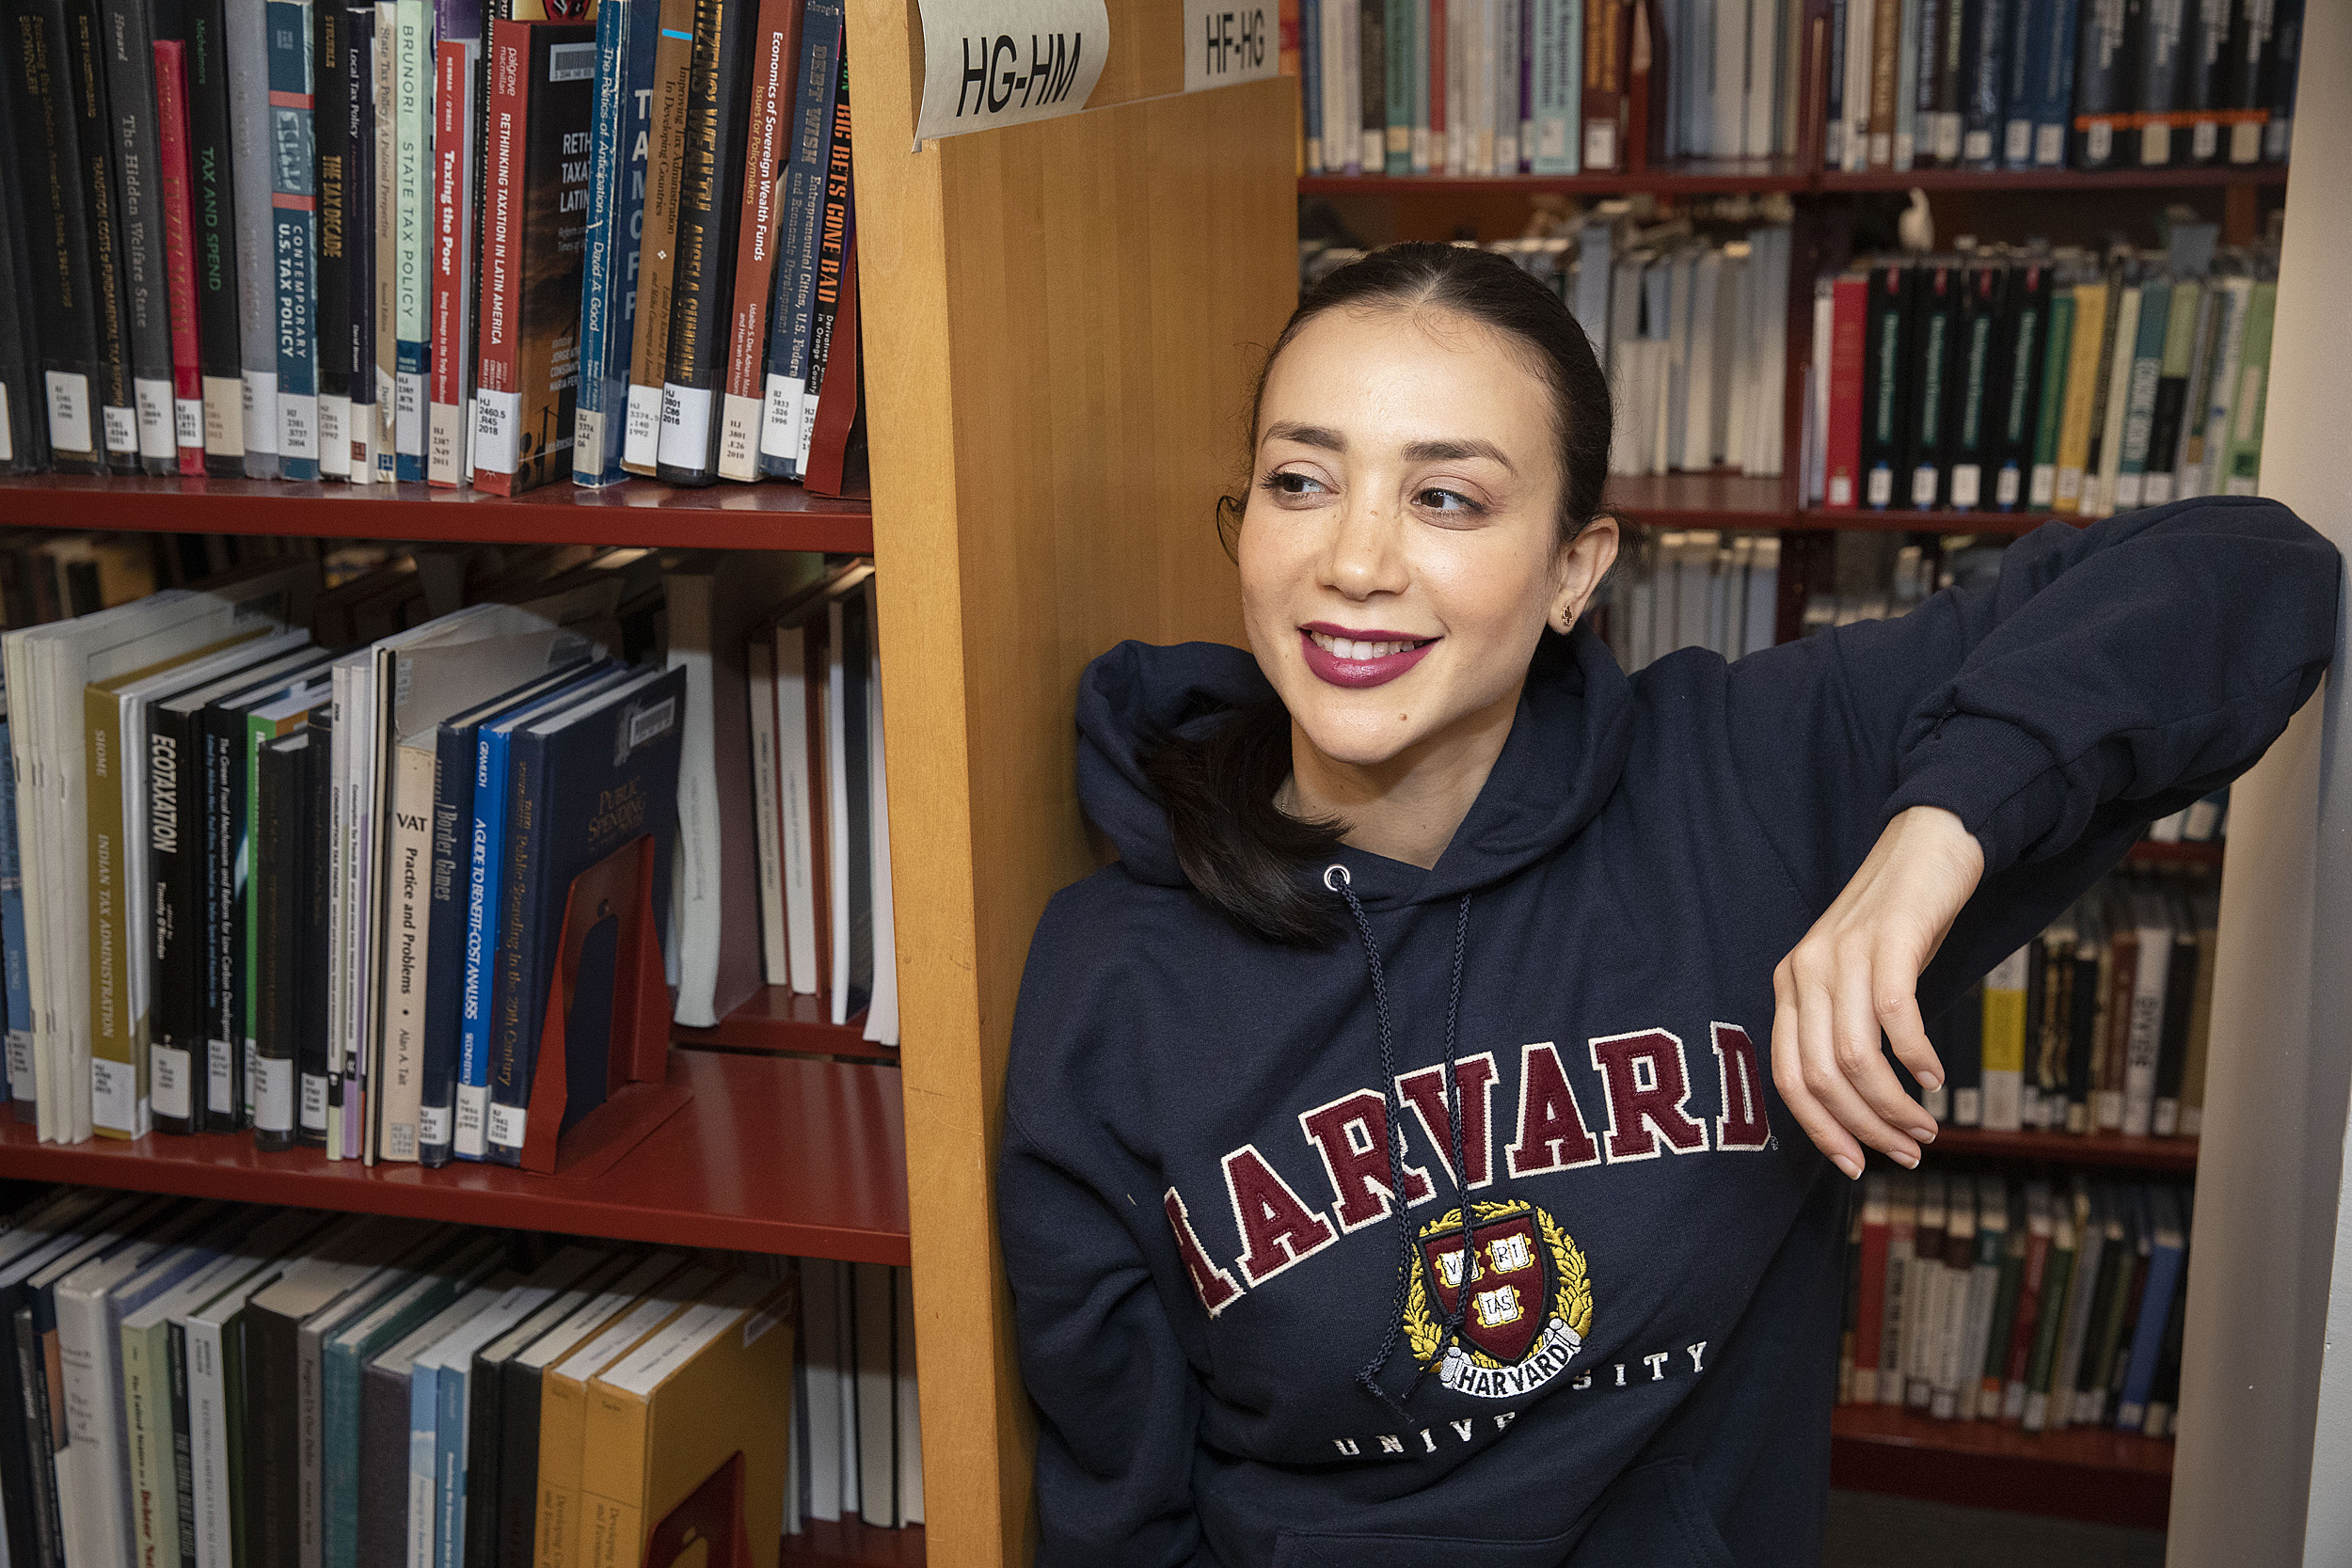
top-left (0, 1187), bottom-right (919, 1568)
top-left (1293, 0), bottom-right (1810, 178)
top-left (0, 539), bottom-right (896, 1155)
top-left (1837, 1171), bottom-right (2190, 1438)
top-left (1927, 872), bottom-right (2218, 1138)
top-left (1805, 240), bottom-right (2276, 515)
top-left (1596, 529), bottom-right (1781, 671)
top-left (1825, 0), bottom-right (2302, 175)
top-left (0, 0), bottom-right (864, 491)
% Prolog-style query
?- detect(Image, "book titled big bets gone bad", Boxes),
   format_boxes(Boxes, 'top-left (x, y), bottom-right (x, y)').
top-left (472, 19), bottom-right (596, 495)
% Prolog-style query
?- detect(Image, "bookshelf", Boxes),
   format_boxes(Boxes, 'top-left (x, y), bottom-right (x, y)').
top-left (1830, 1404), bottom-right (2173, 1528)
top-left (1930, 1128), bottom-right (2200, 1173)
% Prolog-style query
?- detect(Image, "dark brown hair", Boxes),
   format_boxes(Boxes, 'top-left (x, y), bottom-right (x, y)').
top-left (1145, 243), bottom-right (1616, 945)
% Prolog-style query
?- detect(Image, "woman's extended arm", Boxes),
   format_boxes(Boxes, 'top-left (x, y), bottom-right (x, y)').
top-left (1000, 1106), bottom-right (1219, 1568)
top-left (1726, 496), bottom-right (2340, 1172)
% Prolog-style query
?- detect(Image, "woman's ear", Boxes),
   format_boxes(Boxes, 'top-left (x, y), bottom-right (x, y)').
top-left (1552, 515), bottom-right (1622, 631)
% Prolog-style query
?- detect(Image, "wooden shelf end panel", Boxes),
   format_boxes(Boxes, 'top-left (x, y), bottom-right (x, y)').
top-left (0, 1051), bottom-right (910, 1262)
top-left (0, 475), bottom-right (876, 553)
top-left (1831, 1406), bottom-right (2172, 1530)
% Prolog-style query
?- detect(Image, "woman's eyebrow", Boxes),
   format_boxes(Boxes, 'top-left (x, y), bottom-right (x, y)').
top-left (1402, 436), bottom-right (1515, 471)
top-left (1264, 420), bottom-right (1345, 451)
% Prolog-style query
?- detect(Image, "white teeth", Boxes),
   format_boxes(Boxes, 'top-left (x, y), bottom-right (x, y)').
top-left (1310, 631), bottom-right (1424, 660)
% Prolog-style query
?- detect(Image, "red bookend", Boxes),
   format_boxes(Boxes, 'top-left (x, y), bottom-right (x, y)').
top-left (153, 40), bottom-right (207, 477)
top-left (1823, 274), bottom-right (1867, 509)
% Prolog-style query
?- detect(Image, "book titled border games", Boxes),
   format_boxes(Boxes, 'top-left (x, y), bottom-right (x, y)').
top-left (471, 18), bottom-right (596, 494)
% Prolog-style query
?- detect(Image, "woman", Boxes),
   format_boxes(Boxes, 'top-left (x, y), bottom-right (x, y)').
top-left (997, 243), bottom-right (2337, 1567)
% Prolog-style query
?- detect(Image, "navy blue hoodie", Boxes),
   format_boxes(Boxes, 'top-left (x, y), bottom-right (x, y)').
top-left (999, 498), bottom-right (2338, 1568)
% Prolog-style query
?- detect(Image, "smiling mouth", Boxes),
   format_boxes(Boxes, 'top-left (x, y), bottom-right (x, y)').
top-left (1304, 630), bottom-right (1436, 660)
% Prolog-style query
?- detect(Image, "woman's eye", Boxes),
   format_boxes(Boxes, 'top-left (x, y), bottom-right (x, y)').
top-left (1262, 470), bottom-right (1327, 499)
top-left (1415, 486), bottom-right (1483, 515)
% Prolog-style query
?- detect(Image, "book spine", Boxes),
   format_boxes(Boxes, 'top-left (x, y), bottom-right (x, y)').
top-left (710, 0), bottom-right (797, 481)
top-left (654, 0), bottom-right (757, 485)
top-left (573, 0), bottom-right (655, 485)
top-left (1911, 0), bottom-right (1944, 166)
top-left (267, 0), bottom-right (323, 478)
top-left (2030, 0), bottom-right (2080, 165)
top-left (469, 19), bottom-right (530, 495)
top-left (2000, 0), bottom-right (2040, 167)
top-left (2113, 277), bottom-right (2169, 509)
top-left (2181, 0), bottom-right (2226, 161)
top-left (2027, 286), bottom-right (2074, 506)
top-left (1947, 260), bottom-right (1999, 509)
top-left (375, 0), bottom-right (398, 477)
top-left (755, 0), bottom-right (838, 474)
top-left (156, 41), bottom-right (212, 475)
top-left (2051, 277), bottom-right (2109, 508)
top-left (0, 716), bottom-right (30, 1115)
top-left (455, 722), bottom-right (511, 1159)
top-left (2135, 0), bottom-right (2185, 165)
top-left (253, 730), bottom-right (296, 1148)
top-left (2071, 0), bottom-right (2131, 168)
top-left (2224, 0), bottom-right (2271, 164)
top-left (345, 6), bottom-right (378, 480)
top-left (202, 712), bottom-right (237, 1127)
top-left (227, 0), bottom-right (281, 474)
top-left (392, 0), bottom-right (430, 477)
top-left (299, 712), bottom-right (334, 1142)
top-left (167, 1322), bottom-right (200, 1568)
top-left (426, 35), bottom-right (479, 484)
top-left (789, 48), bottom-right (848, 475)
top-left (619, 0), bottom-right (695, 473)
top-left (313, 0), bottom-right (353, 476)
top-left (375, 744), bottom-right (434, 1163)
top-left (150, 707), bottom-right (202, 1134)
top-left (1578, 0), bottom-right (1619, 169)
top-left (66, 0), bottom-right (140, 467)
top-left (1994, 258), bottom-right (2046, 507)
top-left (1302, 0), bottom-right (1323, 169)
top-left (102, 0), bottom-right (179, 470)
top-left (3, 0), bottom-right (109, 471)
top-left (1384, 0), bottom-right (1409, 172)
top-left (88, 685), bottom-right (148, 1136)
top-left (417, 723), bottom-right (474, 1164)
top-left (2142, 279), bottom-right (2201, 503)
top-left (485, 725), bottom-right (547, 1164)
top-left (2220, 278), bottom-right (2274, 493)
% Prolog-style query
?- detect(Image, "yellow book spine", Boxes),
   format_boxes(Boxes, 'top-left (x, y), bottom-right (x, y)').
top-left (2052, 282), bottom-right (2110, 512)
top-left (578, 1388), bottom-right (649, 1568)
top-left (537, 1371), bottom-right (594, 1568)
top-left (85, 683), bottom-right (138, 1137)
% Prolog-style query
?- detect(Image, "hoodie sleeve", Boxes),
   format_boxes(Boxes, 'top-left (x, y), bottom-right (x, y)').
top-left (1000, 1106), bottom-right (1219, 1568)
top-left (1725, 495), bottom-right (2338, 1012)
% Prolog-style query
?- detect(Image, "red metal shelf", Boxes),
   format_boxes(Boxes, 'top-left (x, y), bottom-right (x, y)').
top-left (677, 986), bottom-right (898, 1060)
top-left (780, 1522), bottom-right (925, 1567)
top-left (0, 1048), bottom-right (909, 1261)
top-left (2127, 839), bottom-right (2225, 866)
top-left (0, 474), bottom-right (874, 553)
top-left (1929, 1127), bottom-right (2198, 1172)
top-left (1791, 506), bottom-right (2084, 534)
top-left (1820, 162), bottom-right (2290, 194)
top-left (1301, 157), bottom-right (1816, 197)
top-left (1604, 472), bottom-right (1787, 528)
top-left (1831, 1404), bottom-right (2171, 1528)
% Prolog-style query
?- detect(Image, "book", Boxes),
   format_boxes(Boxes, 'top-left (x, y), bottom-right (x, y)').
top-left (2070, 0), bottom-right (2134, 170)
top-left (358, 1277), bottom-right (506, 1568)
top-left (578, 1271), bottom-right (794, 1568)
top-left (2027, 280), bottom-right (2075, 506)
top-left (572, 0), bottom-right (659, 486)
top-left (787, 52), bottom-right (850, 478)
top-left (1906, 257), bottom-right (1958, 509)
top-left (427, 28), bottom-right (482, 485)
top-left (2141, 277), bottom-right (2201, 504)
top-left (266, 0), bottom-right (324, 478)
top-left (1993, 253), bottom-right (2051, 508)
top-left (471, 20), bottom-right (599, 494)
top-left (100, 0), bottom-right (180, 472)
top-left (312, 0), bottom-right (355, 477)
top-left (1945, 255), bottom-right (2002, 509)
top-left (618, 0), bottom-right (696, 475)
top-left (2134, 0), bottom-right (2186, 166)
top-left (1859, 261), bottom-right (1909, 508)
top-left (2051, 273), bottom-right (2110, 510)
top-left (225, 0), bottom-right (280, 474)
top-left (755, 0), bottom-right (840, 476)
top-left (153, 37), bottom-right (211, 475)
top-left (2220, 277), bottom-right (2275, 494)
top-left (653, 0), bottom-right (758, 485)
top-left (343, 2), bottom-right (381, 479)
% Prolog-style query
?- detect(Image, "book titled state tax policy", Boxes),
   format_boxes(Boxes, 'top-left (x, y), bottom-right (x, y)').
top-left (471, 19), bottom-right (596, 495)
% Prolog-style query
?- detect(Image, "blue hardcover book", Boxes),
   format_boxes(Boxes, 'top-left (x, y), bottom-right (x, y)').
top-left (455, 664), bottom-right (626, 1160)
top-left (755, 0), bottom-right (843, 477)
top-left (2002, 0), bottom-right (2045, 166)
top-left (1681, 0), bottom-right (1710, 166)
top-left (2115, 277), bottom-right (2171, 509)
top-left (572, 0), bottom-right (660, 486)
top-left (2023, 0), bottom-right (2080, 166)
top-left (1300, 0), bottom-right (1320, 170)
top-left (418, 663), bottom-right (596, 1166)
top-left (407, 1337), bottom-right (446, 1566)
top-left (485, 667), bottom-right (684, 1165)
top-left (266, 0), bottom-right (325, 478)
top-left (2116, 1185), bottom-right (2185, 1429)
top-left (1959, 0), bottom-right (2012, 166)
top-left (1824, 0), bottom-right (1847, 168)
top-left (0, 715), bottom-right (29, 1121)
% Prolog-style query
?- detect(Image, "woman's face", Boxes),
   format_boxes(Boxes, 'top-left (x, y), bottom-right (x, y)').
top-left (1238, 303), bottom-right (1616, 773)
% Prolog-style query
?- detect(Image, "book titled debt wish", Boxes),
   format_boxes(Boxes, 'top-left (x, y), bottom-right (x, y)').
top-left (470, 19), bottom-right (596, 494)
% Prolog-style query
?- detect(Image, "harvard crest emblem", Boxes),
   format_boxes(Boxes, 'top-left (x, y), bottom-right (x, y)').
top-left (1404, 1199), bottom-right (1593, 1400)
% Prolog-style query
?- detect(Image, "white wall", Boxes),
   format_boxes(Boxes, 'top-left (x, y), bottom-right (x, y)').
top-left (2167, 4), bottom-right (2352, 1561)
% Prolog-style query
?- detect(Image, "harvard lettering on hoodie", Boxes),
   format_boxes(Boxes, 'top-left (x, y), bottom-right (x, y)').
top-left (1000, 498), bottom-right (2336, 1568)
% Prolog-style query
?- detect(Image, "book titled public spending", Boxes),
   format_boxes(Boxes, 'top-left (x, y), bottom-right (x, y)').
top-left (471, 20), bottom-right (597, 494)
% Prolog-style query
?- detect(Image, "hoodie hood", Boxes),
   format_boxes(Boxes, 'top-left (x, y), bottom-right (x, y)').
top-left (1075, 625), bottom-right (1638, 905)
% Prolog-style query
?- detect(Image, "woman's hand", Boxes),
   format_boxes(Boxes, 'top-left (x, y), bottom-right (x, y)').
top-left (1771, 805), bottom-right (1986, 1180)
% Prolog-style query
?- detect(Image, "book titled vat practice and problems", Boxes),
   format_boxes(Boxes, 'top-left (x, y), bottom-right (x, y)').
top-left (0, 0), bottom-right (863, 493)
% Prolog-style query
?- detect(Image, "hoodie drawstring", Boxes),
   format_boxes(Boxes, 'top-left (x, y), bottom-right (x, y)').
top-left (1326, 864), bottom-right (1479, 1424)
